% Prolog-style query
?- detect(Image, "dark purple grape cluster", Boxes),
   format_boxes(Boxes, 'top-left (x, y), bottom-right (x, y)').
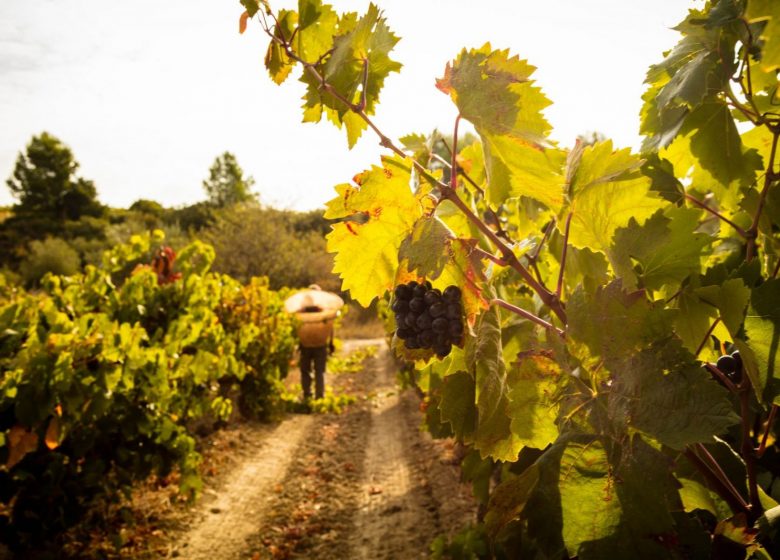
top-left (392, 280), bottom-right (464, 358)
top-left (716, 350), bottom-right (742, 383)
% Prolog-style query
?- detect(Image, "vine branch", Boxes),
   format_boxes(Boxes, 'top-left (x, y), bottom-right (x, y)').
top-left (491, 299), bottom-right (565, 337)
top-left (684, 446), bottom-right (750, 516)
top-left (556, 213), bottom-right (573, 300)
top-left (747, 130), bottom-right (780, 261)
top-left (684, 194), bottom-right (748, 238)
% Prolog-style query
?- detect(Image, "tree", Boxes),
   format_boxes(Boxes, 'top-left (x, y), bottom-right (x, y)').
top-left (6, 132), bottom-right (103, 221)
top-left (202, 205), bottom-right (337, 290)
top-left (202, 152), bottom-right (256, 207)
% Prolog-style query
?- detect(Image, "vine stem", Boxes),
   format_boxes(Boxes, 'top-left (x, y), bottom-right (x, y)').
top-left (740, 386), bottom-right (763, 518)
top-left (473, 247), bottom-right (508, 267)
top-left (684, 194), bottom-right (748, 238)
top-left (451, 115), bottom-right (461, 192)
top-left (747, 130), bottom-right (780, 261)
top-left (442, 187), bottom-right (567, 325)
top-left (703, 363), bottom-right (739, 394)
top-left (684, 446), bottom-right (750, 516)
top-left (757, 404), bottom-right (779, 459)
top-left (261, 18), bottom-right (568, 325)
top-left (556, 213), bottom-right (573, 299)
top-left (491, 298), bottom-right (565, 338)
top-left (694, 317), bottom-right (721, 358)
top-left (432, 146), bottom-right (511, 241)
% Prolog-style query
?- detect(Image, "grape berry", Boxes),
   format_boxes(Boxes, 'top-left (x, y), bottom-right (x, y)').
top-left (393, 280), bottom-right (464, 358)
top-left (716, 350), bottom-right (742, 384)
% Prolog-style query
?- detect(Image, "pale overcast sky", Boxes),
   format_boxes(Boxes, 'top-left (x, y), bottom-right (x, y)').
top-left (0, 1), bottom-right (696, 211)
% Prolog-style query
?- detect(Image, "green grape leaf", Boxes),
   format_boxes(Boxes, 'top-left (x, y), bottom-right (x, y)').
top-left (324, 156), bottom-right (422, 306)
top-left (695, 278), bottom-right (750, 338)
top-left (639, 7), bottom-right (732, 151)
top-left (296, 0), bottom-right (339, 63)
top-left (240, 0), bottom-right (268, 18)
top-left (506, 352), bottom-right (560, 451)
top-left (674, 283), bottom-right (722, 362)
top-left (436, 44), bottom-right (565, 210)
top-left (743, 279), bottom-right (780, 400)
top-left (568, 281), bottom-right (673, 360)
top-left (399, 132), bottom-right (431, 164)
top-left (302, 3), bottom-right (401, 147)
top-left (678, 477), bottom-right (720, 515)
top-left (456, 141), bottom-right (487, 190)
top-left (747, 1), bottom-right (780, 71)
top-left (484, 463), bottom-right (540, 539)
top-left (437, 370), bottom-right (477, 439)
top-left (609, 207), bottom-right (712, 292)
top-left (564, 140), bottom-right (665, 254)
top-left (661, 100), bottom-right (761, 190)
top-left (609, 338), bottom-right (739, 449)
top-left (534, 438), bottom-right (621, 556)
top-left (398, 217), bottom-right (453, 280)
top-left (642, 154), bottom-right (684, 203)
top-left (470, 305), bottom-right (522, 461)
top-left (525, 436), bottom-right (688, 559)
top-left (264, 9), bottom-right (297, 85)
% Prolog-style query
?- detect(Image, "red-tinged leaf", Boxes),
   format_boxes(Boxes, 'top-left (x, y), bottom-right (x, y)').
top-left (7, 425), bottom-right (38, 469)
top-left (45, 416), bottom-right (60, 450)
top-left (324, 156), bottom-right (423, 306)
top-left (239, 11), bottom-right (250, 34)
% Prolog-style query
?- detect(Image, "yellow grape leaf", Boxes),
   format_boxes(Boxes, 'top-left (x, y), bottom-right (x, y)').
top-left (325, 155), bottom-right (423, 306)
top-left (7, 425), bottom-right (38, 469)
top-left (45, 416), bottom-right (61, 450)
top-left (565, 140), bottom-right (665, 253)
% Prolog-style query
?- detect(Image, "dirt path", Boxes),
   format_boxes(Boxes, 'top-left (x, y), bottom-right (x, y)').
top-left (180, 416), bottom-right (314, 559)
top-left (171, 339), bottom-right (475, 559)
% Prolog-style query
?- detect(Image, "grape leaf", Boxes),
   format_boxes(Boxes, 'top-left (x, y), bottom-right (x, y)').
top-left (469, 304), bottom-right (522, 461)
top-left (660, 99), bottom-right (761, 195)
top-left (743, 279), bottom-right (780, 400)
top-left (302, 3), bottom-right (401, 147)
top-left (525, 435), bottom-right (691, 559)
top-left (324, 155), bottom-right (422, 306)
top-left (568, 281), bottom-right (673, 360)
top-left (564, 140), bottom-right (665, 254)
top-left (639, 7), bottom-right (731, 152)
top-left (484, 463), bottom-right (540, 538)
top-left (609, 337), bottom-right (739, 449)
top-left (429, 238), bottom-right (489, 327)
top-left (264, 9), bottom-right (297, 85)
top-left (609, 207), bottom-right (712, 292)
top-left (747, 0), bottom-right (780, 71)
top-left (506, 353), bottom-right (560, 451)
top-left (695, 278), bottom-right (750, 338)
top-left (436, 44), bottom-right (565, 211)
top-left (398, 217), bottom-right (453, 280)
top-left (437, 370), bottom-right (476, 440)
top-left (296, 0), bottom-right (339, 63)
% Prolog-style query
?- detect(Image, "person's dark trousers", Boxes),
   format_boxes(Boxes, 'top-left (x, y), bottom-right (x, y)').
top-left (300, 345), bottom-right (327, 399)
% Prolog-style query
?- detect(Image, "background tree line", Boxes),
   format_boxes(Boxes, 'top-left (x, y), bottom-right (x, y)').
top-left (0, 132), bottom-right (337, 291)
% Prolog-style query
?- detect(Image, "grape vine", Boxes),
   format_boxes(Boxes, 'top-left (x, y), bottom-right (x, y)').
top-left (241, 0), bottom-right (780, 556)
top-left (0, 231), bottom-right (295, 548)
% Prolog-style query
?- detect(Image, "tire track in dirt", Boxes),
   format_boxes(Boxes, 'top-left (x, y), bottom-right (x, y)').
top-left (350, 344), bottom-right (439, 559)
top-left (180, 414), bottom-right (314, 559)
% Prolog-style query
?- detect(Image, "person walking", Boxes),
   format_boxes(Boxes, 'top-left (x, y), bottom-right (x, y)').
top-left (285, 285), bottom-right (343, 401)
